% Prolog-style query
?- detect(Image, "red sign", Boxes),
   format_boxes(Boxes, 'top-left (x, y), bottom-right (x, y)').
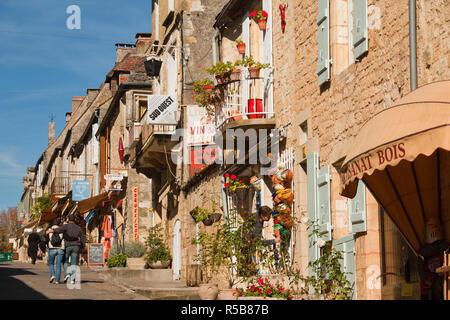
top-left (190, 146), bottom-right (218, 176)
top-left (119, 75), bottom-right (128, 83)
top-left (133, 187), bottom-right (138, 242)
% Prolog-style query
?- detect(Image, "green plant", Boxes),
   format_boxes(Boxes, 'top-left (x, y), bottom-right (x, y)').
top-left (240, 56), bottom-right (270, 69)
top-left (145, 224), bottom-right (172, 264)
top-left (234, 277), bottom-right (295, 299)
top-left (192, 214), bottom-right (267, 287)
top-left (107, 253), bottom-right (127, 268)
top-left (193, 78), bottom-right (215, 109)
top-left (190, 199), bottom-right (219, 223)
top-left (297, 221), bottom-right (354, 300)
top-left (109, 242), bottom-right (147, 258)
top-left (0, 242), bottom-right (13, 253)
top-left (235, 39), bottom-right (244, 45)
top-left (249, 10), bottom-right (269, 21)
top-left (31, 194), bottom-right (51, 220)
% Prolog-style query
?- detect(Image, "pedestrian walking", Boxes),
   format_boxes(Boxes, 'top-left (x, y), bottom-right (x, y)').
top-left (46, 215), bottom-right (85, 284)
top-left (45, 220), bottom-right (65, 284)
top-left (27, 231), bottom-right (40, 264)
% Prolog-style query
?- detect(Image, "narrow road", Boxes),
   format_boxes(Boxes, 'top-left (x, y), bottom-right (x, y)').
top-left (0, 261), bottom-right (148, 300)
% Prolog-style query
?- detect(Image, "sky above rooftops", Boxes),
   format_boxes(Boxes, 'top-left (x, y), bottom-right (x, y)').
top-left (0, 0), bottom-right (150, 212)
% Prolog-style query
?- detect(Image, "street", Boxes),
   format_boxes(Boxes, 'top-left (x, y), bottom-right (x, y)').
top-left (0, 261), bottom-right (148, 300)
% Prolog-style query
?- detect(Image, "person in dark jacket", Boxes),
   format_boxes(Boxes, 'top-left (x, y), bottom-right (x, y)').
top-left (46, 215), bottom-right (86, 284)
top-left (27, 232), bottom-right (40, 264)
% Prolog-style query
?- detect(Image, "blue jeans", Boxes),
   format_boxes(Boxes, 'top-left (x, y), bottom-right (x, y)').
top-left (47, 248), bottom-right (65, 282)
top-left (65, 246), bottom-right (80, 282)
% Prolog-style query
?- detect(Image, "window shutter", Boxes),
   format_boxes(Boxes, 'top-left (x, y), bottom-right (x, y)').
top-left (317, 165), bottom-right (332, 241)
top-left (92, 123), bottom-right (99, 165)
top-left (334, 235), bottom-right (357, 299)
top-left (316, 0), bottom-right (330, 86)
top-left (353, 0), bottom-right (368, 60)
top-left (307, 152), bottom-right (320, 275)
top-left (242, 13), bottom-right (250, 117)
top-left (349, 180), bottom-right (367, 233)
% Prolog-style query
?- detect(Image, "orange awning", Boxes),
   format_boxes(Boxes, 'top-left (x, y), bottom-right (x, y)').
top-left (340, 80), bottom-right (450, 251)
top-left (77, 192), bottom-right (109, 214)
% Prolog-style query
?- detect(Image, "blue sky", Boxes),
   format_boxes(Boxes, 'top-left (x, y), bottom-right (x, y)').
top-left (0, 0), bottom-right (151, 211)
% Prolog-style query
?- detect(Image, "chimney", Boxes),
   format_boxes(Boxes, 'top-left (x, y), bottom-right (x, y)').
top-left (65, 112), bottom-right (72, 125)
top-left (72, 96), bottom-right (85, 114)
top-left (115, 43), bottom-right (136, 63)
top-left (48, 120), bottom-right (55, 147)
top-left (86, 88), bottom-right (100, 103)
top-left (135, 33), bottom-right (153, 55)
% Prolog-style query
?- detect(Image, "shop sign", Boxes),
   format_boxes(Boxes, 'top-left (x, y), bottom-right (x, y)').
top-left (147, 95), bottom-right (177, 125)
top-left (133, 187), bottom-right (138, 242)
top-left (341, 141), bottom-right (406, 185)
top-left (185, 106), bottom-right (216, 146)
top-left (72, 180), bottom-right (91, 201)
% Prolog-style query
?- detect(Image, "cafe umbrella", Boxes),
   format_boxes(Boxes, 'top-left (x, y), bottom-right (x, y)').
top-left (340, 80), bottom-right (450, 252)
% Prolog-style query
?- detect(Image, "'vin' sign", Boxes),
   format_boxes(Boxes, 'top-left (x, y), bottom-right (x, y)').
top-left (147, 95), bottom-right (177, 125)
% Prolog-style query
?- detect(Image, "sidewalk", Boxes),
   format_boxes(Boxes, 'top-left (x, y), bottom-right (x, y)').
top-left (94, 267), bottom-right (201, 300)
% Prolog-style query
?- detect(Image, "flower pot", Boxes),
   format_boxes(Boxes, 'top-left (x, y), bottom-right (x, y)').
top-left (230, 69), bottom-right (241, 81)
top-left (229, 109), bottom-right (243, 121)
top-left (247, 99), bottom-right (263, 119)
top-left (203, 86), bottom-right (214, 93)
top-left (149, 260), bottom-right (171, 269)
top-left (236, 43), bottom-right (246, 54)
top-left (12, 252), bottom-right (19, 260)
top-left (257, 19), bottom-right (267, 31)
top-left (198, 283), bottom-right (219, 300)
top-left (248, 67), bottom-right (261, 79)
top-left (218, 288), bottom-right (237, 300)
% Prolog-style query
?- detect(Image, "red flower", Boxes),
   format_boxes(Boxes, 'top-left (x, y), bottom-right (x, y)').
top-left (224, 183), bottom-right (230, 188)
top-left (267, 289), bottom-right (272, 294)
top-left (230, 174), bottom-right (237, 180)
top-left (239, 180), bottom-right (243, 183)
top-left (239, 292), bottom-right (243, 296)
top-left (262, 10), bottom-right (268, 17)
top-left (225, 173), bottom-right (230, 178)
top-left (250, 285), bottom-right (255, 291)
top-left (249, 10), bottom-right (257, 17)
top-left (280, 287), bottom-right (285, 293)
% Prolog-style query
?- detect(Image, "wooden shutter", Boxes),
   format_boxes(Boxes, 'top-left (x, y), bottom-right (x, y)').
top-left (353, 0), bottom-right (368, 60)
top-left (317, 165), bottom-right (332, 241)
top-left (316, 0), bottom-right (330, 86)
top-left (262, 0), bottom-right (273, 116)
top-left (349, 180), bottom-right (367, 234)
top-left (335, 234), bottom-right (357, 299)
top-left (92, 123), bottom-right (99, 165)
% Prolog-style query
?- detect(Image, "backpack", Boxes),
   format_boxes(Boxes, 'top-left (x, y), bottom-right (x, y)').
top-left (65, 224), bottom-right (81, 242)
top-left (50, 233), bottom-right (62, 247)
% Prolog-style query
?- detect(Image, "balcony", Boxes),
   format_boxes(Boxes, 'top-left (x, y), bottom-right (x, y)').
top-left (214, 75), bottom-right (275, 133)
top-left (129, 110), bottom-right (177, 169)
top-left (50, 177), bottom-right (70, 203)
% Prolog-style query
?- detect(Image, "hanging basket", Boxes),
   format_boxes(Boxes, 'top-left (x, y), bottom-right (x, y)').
top-left (257, 19), bottom-right (267, 31)
top-left (202, 213), bottom-right (222, 226)
top-left (234, 187), bottom-right (249, 206)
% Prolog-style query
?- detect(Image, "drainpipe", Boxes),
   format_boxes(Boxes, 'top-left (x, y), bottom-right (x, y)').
top-left (409, 0), bottom-right (418, 91)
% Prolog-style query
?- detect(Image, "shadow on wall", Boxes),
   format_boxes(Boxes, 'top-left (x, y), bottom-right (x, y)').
top-left (0, 264), bottom-right (48, 300)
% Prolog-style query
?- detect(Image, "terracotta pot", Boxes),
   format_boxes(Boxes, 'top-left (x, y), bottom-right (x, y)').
top-left (229, 109), bottom-right (243, 121)
top-left (248, 67), bottom-right (261, 79)
top-left (204, 86), bottom-right (214, 93)
top-left (237, 43), bottom-right (246, 54)
top-left (198, 283), bottom-right (219, 300)
top-left (230, 69), bottom-right (241, 81)
top-left (217, 288), bottom-right (237, 300)
top-left (258, 19), bottom-right (267, 31)
top-left (149, 260), bottom-right (171, 269)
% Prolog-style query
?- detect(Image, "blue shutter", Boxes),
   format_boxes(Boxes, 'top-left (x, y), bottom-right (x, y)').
top-left (307, 152), bottom-right (320, 276)
top-left (334, 235), bottom-right (357, 299)
top-left (353, 0), bottom-right (368, 60)
top-left (317, 0), bottom-right (330, 86)
top-left (317, 165), bottom-right (332, 241)
top-left (349, 180), bottom-right (367, 233)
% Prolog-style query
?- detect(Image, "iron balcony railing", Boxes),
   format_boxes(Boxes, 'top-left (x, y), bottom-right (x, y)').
top-left (51, 177), bottom-right (70, 196)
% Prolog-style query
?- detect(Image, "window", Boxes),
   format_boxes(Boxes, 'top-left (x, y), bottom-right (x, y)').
top-left (134, 94), bottom-right (149, 120)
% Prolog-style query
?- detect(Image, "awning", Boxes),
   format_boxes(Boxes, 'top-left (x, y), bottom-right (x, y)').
top-left (77, 192), bottom-right (109, 214)
top-left (340, 80), bottom-right (450, 251)
top-left (15, 220), bottom-right (39, 238)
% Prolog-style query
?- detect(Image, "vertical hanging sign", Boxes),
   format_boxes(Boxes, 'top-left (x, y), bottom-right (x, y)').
top-left (133, 187), bottom-right (138, 242)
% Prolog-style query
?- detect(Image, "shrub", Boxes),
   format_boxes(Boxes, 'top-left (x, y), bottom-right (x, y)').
top-left (108, 242), bottom-right (147, 258)
top-left (107, 253), bottom-right (127, 268)
top-left (0, 242), bottom-right (13, 253)
top-left (145, 224), bottom-right (172, 264)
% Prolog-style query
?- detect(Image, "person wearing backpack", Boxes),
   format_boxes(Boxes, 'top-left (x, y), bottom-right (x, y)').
top-left (46, 215), bottom-right (86, 285)
top-left (46, 220), bottom-right (65, 284)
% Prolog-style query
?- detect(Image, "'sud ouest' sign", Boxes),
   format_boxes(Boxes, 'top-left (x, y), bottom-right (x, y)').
top-left (147, 95), bottom-right (177, 125)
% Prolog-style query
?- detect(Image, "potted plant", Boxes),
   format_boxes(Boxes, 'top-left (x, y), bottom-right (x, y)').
top-left (106, 253), bottom-right (127, 268)
top-left (230, 60), bottom-right (242, 81)
top-left (224, 173), bottom-right (250, 209)
top-left (235, 40), bottom-right (246, 54)
top-left (145, 224), bottom-right (172, 269)
top-left (222, 61), bottom-right (235, 84)
top-left (206, 61), bottom-right (227, 84)
top-left (193, 78), bottom-right (216, 114)
top-left (241, 56), bottom-right (270, 79)
top-left (249, 10), bottom-right (269, 31)
top-left (234, 277), bottom-right (296, 300)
